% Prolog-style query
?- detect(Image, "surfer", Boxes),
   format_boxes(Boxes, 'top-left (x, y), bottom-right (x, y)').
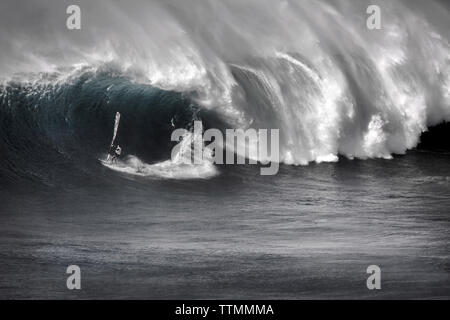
top-left (108, 144), bottom-right (122, 163)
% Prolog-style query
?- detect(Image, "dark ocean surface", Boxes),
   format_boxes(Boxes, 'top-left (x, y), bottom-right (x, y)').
top-left (1, 150), bottom-right (449, 299)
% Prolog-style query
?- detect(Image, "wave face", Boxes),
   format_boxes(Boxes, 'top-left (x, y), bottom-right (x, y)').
top-left (1, 0), bottom-right (450, 181)
top-left (0, 70), bottom-right (202, 182)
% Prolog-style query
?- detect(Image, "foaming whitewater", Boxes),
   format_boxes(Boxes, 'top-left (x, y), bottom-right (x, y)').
top-left (100, 130), bottom-right (218, 179)
top-left (1, 0), bottom-right (450, 178)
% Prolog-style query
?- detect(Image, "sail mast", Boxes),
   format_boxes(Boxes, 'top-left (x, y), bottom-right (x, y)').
top-left (110, 112), bottom-right (121, 147)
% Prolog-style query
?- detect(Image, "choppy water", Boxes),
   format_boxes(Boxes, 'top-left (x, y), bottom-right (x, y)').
top-left (1, 151), bottom-right (449, 299)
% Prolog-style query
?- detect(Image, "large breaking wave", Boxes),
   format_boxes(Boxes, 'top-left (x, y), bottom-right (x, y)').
top-left (1, 0), bottom-right (450, 181)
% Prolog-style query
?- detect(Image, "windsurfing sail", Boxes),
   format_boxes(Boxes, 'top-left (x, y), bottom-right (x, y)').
top-left (110, 112), bottom-right (121, 147)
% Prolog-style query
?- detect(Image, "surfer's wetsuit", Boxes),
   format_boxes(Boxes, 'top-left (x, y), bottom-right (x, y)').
top-left (108, 145), bottom-right (122, 162)
top-left (108, 145), bottom-right (116, 157)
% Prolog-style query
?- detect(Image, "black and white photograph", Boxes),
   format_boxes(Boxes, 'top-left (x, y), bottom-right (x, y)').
top-left (0, 0), bottom-right (449, 305)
